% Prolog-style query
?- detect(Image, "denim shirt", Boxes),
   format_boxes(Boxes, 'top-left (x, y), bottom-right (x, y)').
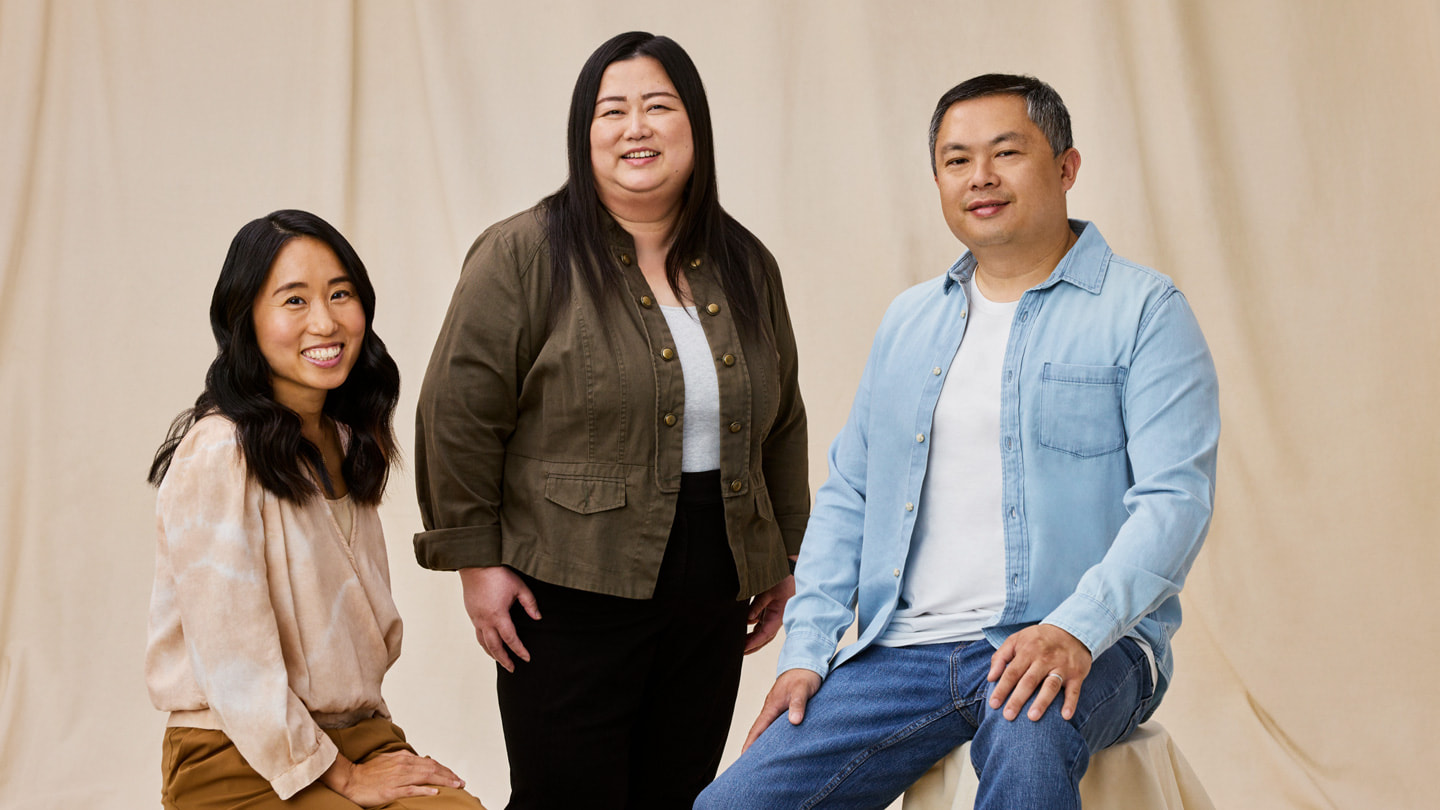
top-left (779, 221), bottom-right (1219, 707)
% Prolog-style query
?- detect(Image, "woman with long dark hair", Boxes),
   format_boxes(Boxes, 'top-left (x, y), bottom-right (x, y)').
top-left (146, 210), bottom-right (484, 810)
top-left (414, 31), bottom-right (810, 809)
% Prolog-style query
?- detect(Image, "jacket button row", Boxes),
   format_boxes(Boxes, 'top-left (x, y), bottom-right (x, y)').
top-left (729, 421), bottom-right (743, 433)
top-left (661, 348), bottom-right (675, 361)
top-left (639, 295), bottom-right (654, 308)
top-left (664, 413), bottom-right (677, 426)
top-left (706, 303), bottom-right (721, 315)
top-left (730, 480), bottom-right (743, 492)
top-left (721, 354), bottom-right (736, 367)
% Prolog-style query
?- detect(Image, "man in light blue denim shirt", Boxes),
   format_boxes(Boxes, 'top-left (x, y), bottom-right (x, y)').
top-left (699, 75), bottom-right (1219, 810)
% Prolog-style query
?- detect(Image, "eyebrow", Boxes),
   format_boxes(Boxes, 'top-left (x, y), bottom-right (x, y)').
top-left (595, 90), bottom-right (681, 105)
top-left (939, 131), bottom-right (1025, 154)
top-left (270, 276), bottom-right (352, 296)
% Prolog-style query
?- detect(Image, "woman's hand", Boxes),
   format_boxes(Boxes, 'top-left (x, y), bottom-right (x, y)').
top-left (744, 572), bottom-right (796, 654)
top-left (321, 751), bottom-right (465, 806)
top-left (459, 565), bottom-right (541, 672)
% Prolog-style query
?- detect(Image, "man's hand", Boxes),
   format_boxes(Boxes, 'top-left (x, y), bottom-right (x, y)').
top-left (742, 668), bottom-right (822, 752)
top-left (321, 751), bottom-right (465, 806)
top-left (459, 566), bottom-right (540, 673)
top-left (744, 573), bottom-right (795, 654)
top-left (987, 624), bottom-right (1092, 722)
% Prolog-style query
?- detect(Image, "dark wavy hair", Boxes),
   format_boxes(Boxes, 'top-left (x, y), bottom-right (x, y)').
top-left (542, 31), bottom-right (773, 340)
top-left (147, 210), bottom-right (400, 504)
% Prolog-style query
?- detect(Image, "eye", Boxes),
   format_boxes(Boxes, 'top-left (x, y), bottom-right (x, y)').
top-left (331, 289), bottom-right (354, 301)
top-left (996, 150), bottom-right (1019, 158)
top-left (284, 295), bottom-right (305, 306)
top-left (647, 103), bottom-right (672, 113)
top-left (947, 157), bottom-right (969, 167)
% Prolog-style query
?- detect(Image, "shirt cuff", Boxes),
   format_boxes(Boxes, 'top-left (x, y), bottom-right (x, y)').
top-left (412, 525), bottom-right (502, 571)
top-left (776, 630), bottom-right (836, 679)
top-left (1041, 592), bottom-right (1124, 658)
top-left (269, 731), bottom-right (338, 801)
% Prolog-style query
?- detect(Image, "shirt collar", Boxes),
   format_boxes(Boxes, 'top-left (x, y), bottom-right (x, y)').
top-left (942, 219), bottom-right (1109, 295)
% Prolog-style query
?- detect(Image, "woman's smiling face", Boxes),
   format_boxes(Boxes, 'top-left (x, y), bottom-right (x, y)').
top-left (589, 55), bottom-right (695, 210)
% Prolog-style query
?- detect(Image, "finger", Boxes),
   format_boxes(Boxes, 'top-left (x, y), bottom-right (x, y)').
top-left (742, 698), bottom-right (787, 752)
top-left (494, 616), bottom-right (531, 664)
top-left (747, 592), bottom-right (774, 623)
top-left (1004, 664), bottom-right (1047, 721)
top-left (515, 584), bottom-right (542, 620)
top-left (988, 654), bottom-right (1023, 708)
top-left (787, 688), bottom-right (810, 726)
top-left (743, 611), bottom-right (781, 655)
top-left (481, 628), bottom-right (514, 672)
top-left (987, 639), bottom-right (1015, 684)
top-left (1061, 677), bottom-right (1083, 721)
top-left (1026, 671), bottom-right (1066, 721)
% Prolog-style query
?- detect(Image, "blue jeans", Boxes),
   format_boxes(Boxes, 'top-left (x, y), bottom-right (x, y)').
top-left (697, 638), bottom-right (1154, 810)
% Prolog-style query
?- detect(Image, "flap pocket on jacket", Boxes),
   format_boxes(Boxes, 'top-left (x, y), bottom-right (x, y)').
top-left (1039, 362), bottom-right (1127, 458)
top-left (544, 475), bottom-right (626, 515)
top-left (753, 484), bottom-right (775, 522)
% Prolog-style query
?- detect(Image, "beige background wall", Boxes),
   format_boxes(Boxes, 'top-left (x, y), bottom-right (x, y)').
top-left (2, 1), bottom-right (1437, 807)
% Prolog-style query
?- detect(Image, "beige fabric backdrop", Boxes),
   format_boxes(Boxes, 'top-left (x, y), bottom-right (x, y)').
top-left (2, 1), bottom-right (1437, 807)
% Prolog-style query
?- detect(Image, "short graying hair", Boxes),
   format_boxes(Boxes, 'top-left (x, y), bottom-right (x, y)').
top-left (928, 74), bottom-right (1072, 173)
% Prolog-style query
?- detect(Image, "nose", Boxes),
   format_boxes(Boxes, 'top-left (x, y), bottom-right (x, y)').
top-left (307, 301), bottom-right (337, 335)
top-left (969, 156), bottom-right (998, 189)
top-left (624, 109), bottom-right (651, 139)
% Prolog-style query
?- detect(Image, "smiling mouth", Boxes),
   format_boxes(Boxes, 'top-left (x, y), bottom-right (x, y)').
top-left (967, 201), bottom-right (1008, 215)
top-left (302, 345), bottom-right (342, 362)
top-left (623, 150), bottom-right (660, 159)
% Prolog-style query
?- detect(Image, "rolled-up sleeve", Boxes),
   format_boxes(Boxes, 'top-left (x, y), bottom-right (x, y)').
top-left (414, 224), bottom-right (541, 570)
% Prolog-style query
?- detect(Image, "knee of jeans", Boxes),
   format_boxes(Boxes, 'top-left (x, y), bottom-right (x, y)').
top-left (973, 706), bottom-right (1084, 766)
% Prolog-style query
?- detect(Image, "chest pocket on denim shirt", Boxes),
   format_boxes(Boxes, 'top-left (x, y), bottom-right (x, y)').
top-left (1039, 362), bottom-right (1127, 458)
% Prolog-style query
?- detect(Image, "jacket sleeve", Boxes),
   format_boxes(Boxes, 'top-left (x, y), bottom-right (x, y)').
top-left (413, 223), bottom-right (542, 570)
top-left (158, 424), bottom-right (337, 799)
top-left (757, 249), bottom-right (810, 554)
top-left (1042, 290), bottom-right (1221, 656)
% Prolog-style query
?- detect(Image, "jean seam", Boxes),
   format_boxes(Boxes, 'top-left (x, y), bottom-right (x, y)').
top-left (799, 705), bottom-right (959, 810)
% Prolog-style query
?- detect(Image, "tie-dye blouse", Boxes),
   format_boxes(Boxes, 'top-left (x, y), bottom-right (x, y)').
top-left (144, 415), bottom-right (403, 799)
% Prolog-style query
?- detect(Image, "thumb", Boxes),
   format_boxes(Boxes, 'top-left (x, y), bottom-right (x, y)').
top-left (516, 585), bottom-right (541, 620)
top-left (787, 690), bottom-right (809, 725)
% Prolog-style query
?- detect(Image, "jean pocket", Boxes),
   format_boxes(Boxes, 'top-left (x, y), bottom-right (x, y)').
top-left (1039, 362), bottom-right (1127, 458)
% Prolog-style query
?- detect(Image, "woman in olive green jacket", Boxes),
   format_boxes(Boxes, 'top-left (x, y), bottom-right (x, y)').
top-left (413, 31), bottom-right (809, 809)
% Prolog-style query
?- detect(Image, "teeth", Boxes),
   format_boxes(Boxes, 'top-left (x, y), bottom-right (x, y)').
top-left (303, 345), bottom-right (341, 361)
top-left (625, 150), bottom-right (659, 158)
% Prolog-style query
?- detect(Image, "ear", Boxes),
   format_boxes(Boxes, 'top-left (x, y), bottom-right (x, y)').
top-left (1058, 148), bottom-right (1081, 191)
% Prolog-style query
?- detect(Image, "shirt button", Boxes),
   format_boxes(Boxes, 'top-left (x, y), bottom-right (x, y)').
top-left (960, 309), bottom-right (968, 318)
top-left (932, 367), bottom-right (942, 376)
top-left (664, 413), bottom-right (677, 426)
top-left (730, 479), bottom-right (743, 492)
top-left (1020, 311), bottom-right (1029, 322)
top-left (1004, 436), bottom-right (1012, 449)
top-left (905, 502), bottom-right (914, 512)
top-left (620, 253), bottom-right (633, 266)
top-left (662, 348), bottom-right (676, 361)
top-left (690, 258), bottom-right (703, 268)
top-left (1009, 507), bottom-right (1017, 518)
top-left (916, 433), bottom-right (925, 443)
top-left (722, 353), bottom-right (736, 367)
top-left (1005, 370), bottom-right (1013, 382)
top-left (729, 421), bottom-right (743, 433)
top-left (706, 303), bottom-right (721, 315)
top-left (640, 295), bottom-right (654, 308)
top-left (893, 568), bottom-right (901, 577)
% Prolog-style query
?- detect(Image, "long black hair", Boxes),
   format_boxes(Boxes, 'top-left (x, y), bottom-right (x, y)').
top-left (147, 210), bottom-right (400, 504)
top-left (542, 31), bottom-right (774, 341)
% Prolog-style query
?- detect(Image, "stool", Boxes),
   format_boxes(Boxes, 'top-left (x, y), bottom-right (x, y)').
top-left (901, 722), bottom-right (1214, 810)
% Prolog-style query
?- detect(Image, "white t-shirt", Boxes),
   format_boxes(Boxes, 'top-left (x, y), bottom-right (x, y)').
top-left (661, 304), bottom-right (721, 472)
top-left (877, 277), bottom-right (1016, 647)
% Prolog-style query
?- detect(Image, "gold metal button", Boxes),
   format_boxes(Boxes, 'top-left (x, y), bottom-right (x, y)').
top-left (690, 258), bottom-right (702, 268)
top-left (730, 479), bottom-right (743, 492)
top-left (662, 348), bottom-right (675, 360)
top-left (664, 413), bottom-right (677, 426)
top-left (721, 354), bottom-right (736, 367)
top-left (640, 295), bottom-right (654, 308)
top-left (620, 253), bottom-right (633, 266)
top-left (706, 303), bottom-right (720, 315)
top-left (729, 421), bottom-right (743, 433)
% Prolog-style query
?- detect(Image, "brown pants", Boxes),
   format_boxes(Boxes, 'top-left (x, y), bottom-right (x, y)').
top-left (160, 717), bottom-right (486, 809)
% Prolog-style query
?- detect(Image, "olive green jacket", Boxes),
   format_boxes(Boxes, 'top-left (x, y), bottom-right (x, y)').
top-left (413, 206), bottom-right (809, 599)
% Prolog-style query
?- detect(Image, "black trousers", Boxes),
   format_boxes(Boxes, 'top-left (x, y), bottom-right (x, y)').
top-left (496, 471), bottom-right (750, 810)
